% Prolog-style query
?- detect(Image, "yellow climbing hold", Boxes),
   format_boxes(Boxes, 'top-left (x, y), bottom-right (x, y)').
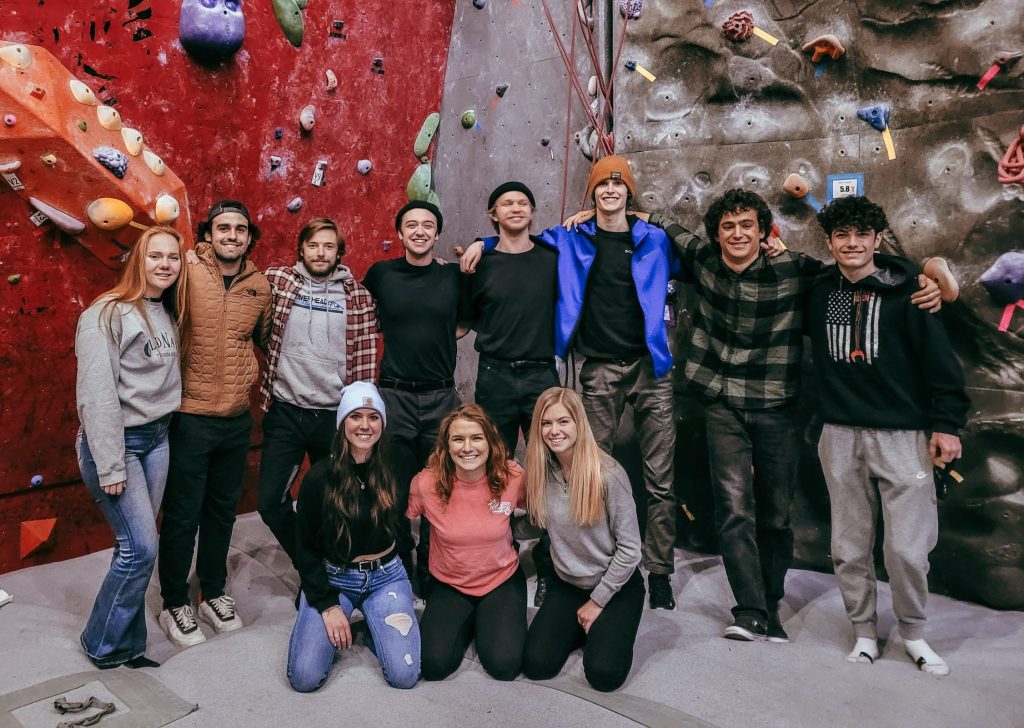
top-left (87, 198), bottom-right (133, 230)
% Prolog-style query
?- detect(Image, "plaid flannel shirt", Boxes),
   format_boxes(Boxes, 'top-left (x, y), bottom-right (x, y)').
top-left (259, 265), bottom-right (378, 412)
top-left (652, 214), bottom-right (824, 410)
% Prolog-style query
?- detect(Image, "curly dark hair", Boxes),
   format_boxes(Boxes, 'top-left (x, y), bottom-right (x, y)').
top-left (703, 188), bottom-right (773, 244)
top-left (816, 196), bottom-right (888, 237)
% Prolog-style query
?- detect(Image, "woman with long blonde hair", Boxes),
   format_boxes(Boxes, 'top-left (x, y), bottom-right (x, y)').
top-left (75, 225), bottom-right (190, 668)
top-left (407, 403), bottom-right (528, 681)
top-left (522, 387), bottom-right (644, 692)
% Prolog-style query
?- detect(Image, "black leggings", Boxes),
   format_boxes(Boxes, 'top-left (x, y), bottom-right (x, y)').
top-left (420, 567), bottom-right (527, 681)
top-left (523, 569), bottom-right (645, 692)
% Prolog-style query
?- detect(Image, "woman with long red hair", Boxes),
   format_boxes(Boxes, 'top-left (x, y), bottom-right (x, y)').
top-left (407, 403), bottom-right (527, 681)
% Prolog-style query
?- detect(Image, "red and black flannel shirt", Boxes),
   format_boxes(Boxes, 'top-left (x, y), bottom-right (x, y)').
top-left (259, 265), bottom-right (378, 412)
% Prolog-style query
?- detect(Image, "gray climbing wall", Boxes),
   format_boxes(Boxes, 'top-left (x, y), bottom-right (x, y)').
top-left (435, 0), bottom-right (1024, 609)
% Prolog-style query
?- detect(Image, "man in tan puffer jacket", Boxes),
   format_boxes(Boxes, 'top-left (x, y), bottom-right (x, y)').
top-left (157, 200), bottom-right (272, 649)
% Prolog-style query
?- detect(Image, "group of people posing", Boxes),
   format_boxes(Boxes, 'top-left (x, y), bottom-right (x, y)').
top-left (73, 154), bottom-right (968, 694)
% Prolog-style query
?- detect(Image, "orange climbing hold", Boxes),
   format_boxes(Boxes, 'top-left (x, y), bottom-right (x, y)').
top-left (801, 34), bottom-right (845, 63)
top-left (0, 41), bottom-right (192, 269)
top-left (19, 517), bottom-right (57, 559)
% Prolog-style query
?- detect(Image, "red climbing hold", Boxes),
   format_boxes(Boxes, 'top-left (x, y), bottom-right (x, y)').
top-left (722, 11), bottom-right (754, 42)
top-left (19, 517), bottom-right (57, 559)
top-left (998, 125), bottom-right (1024, 185)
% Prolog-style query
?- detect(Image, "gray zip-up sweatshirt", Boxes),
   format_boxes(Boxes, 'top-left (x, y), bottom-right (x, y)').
top-left (272, 262), bottom-right (349, 409)
top-left (544, 452), bottom-right (642, 607)
top-left (75, 297), bottom-right (181, 486)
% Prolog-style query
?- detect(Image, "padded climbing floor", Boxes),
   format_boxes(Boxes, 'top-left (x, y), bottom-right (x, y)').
top-left (0, 513), bottom-right (1021, 728)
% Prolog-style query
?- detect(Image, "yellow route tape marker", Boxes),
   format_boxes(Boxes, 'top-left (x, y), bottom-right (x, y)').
top-left (634, 63), bottom-right (656, 82)
top-left (128, 220), bottom-right (149, 230)
top-left (881, 127), bottom-right (896, 160)
top-left (751, 27), bottom-right (779, 45)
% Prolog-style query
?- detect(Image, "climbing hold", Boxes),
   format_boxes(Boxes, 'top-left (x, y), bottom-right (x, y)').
top-left (624, 61), bottom-right (656, 82)
top-left (69, 79), bottom-right (98, 106)
top-left (30, 85), bottom-right (45, 99)
top-left (87, 198), bottom-right (134, 229)
top-left (7, 274), bottom-right (21, 284)
top-left (179, 0), bottom-right (246, 62)
top-left (0, 44), bottom-right (32, 70)
top-left (272, 0), bottom-right (304, 47)
top-left (93, 146), bottom-right (129, 179)
top-left (0, 160), bottom-right (21, 173)
top-left (96, 105), bottom-right (122, 131)
top-left (357, 159), bottom-right (372, 175)
top-left (269, 155), bottom-right (282, 170)
top-left (979, 51), bottom-right (1023, 91)
top-left (473, 0), bottom-right (485, 8)
top-left (3, 114), bottom-right (15, 127)
top-left (426, 190), bottom-right (441, 209)
top-left (154, 194), bottom-right (180, 224)
top-left (413, 112), bottom-right (440, 158)
top-left (143, 149), bottom-right (166, 176)
top-left (41, 153), bottom-right (57, 166)
top-left (722, 11), bottom-right (754, 42)
top-left (329, 20), bottom-right (346, 38)
top-left (618, 0), bottom-right (642, 19)
top-left (76, 120), bottom-right (87, 131)
top-left (299, 104), bottom-right (315, 132)
top-left (624, 60), bottom-right (637, 71)
top-left (30, 474), bottom-right (43, 486)
top-left (857, 104), bottom-right (890, 133)
top-left (587, 75), bottom-right (598, 97)
top-left (325, 69), bottom-right (338, 92)
top-left (782, 173), bottom-right (809, 198)
top-left (295, 0), bottom-right (308, 7)
top-left (460, 109), bottom-right (477, 129)
top-left (406, 162), bottom-right (432, 201)
top-left (28, 197), bottom-right (86, 234)
top-left (19, 518), bottom-right (57, 559)
top-left (274, 127), bottom-right (284, 139)
top-left (120, 127), bottom-right (143, 156)
top-left (801, 34), bottom-right (845, 63)
top-left (541, 137), bottom-right (551, 146)
top-left (287, 196), bottom-right (303, 212)
top-left (578, 125), bottom-right (598, 161)
top-left (998, 125), bottom-right (1024, 185)
top-left (311, 159), bottom-right (327, 187)
top-left (371, 55), bottom-right (384, 75)
top-left (979, 252), bottom-right (1024, 306)
top-left (495, 83), bottom-right (509, 97)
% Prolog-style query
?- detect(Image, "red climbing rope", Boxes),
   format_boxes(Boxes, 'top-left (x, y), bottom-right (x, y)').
top-left (998, 124), bottom-right (1024, 185)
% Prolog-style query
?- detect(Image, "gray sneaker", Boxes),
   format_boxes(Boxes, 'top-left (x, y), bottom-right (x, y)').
top-left (199, 595), bottom-right (244, 634)
top-left (160, 605), bottom-right (207, 648)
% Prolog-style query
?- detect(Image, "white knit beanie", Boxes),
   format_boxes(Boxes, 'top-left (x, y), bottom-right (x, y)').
top-left (336, 381), bottom-right (386, 428)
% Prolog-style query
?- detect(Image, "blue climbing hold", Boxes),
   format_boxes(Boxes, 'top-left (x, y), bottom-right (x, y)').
top-left (624, 60), bottom-right (637, 71)
top-left (274, 128), bottom-right (284, 139)
top-left (30, 474), bottom-right (43, 487)
top-left (857, 104), bottom-right (890, 132)
top-left (979, 251), bottom-right (1024, 306)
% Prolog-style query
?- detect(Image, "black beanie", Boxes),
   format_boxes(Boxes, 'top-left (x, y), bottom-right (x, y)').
top-left (394, 200), bottom-right (443, 233)
top-left (487, 181), bottom-right (536, 210)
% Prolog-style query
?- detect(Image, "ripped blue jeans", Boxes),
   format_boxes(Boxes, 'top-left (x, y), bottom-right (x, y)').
top-left (288, 555), bottom-right (420, 691)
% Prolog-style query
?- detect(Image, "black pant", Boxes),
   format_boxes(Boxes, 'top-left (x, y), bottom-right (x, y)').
top-left (420, 568), bottom-right (527, 681)
top-left (379, 386), bottom-right (461, 566)
top-left (475, 357), bottom-right (558, 579)
top-left (158, 411), bottom-right (252, 609)
top-left (523, 569), bottom-right (645, 692)
top-left (257, 400), bottom-right (336, 563)
top-left (705, 400), bottom-right (799, 621)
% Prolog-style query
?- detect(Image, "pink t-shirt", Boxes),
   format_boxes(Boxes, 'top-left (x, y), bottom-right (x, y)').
top-left (407, 461), bottom-right (525, 596)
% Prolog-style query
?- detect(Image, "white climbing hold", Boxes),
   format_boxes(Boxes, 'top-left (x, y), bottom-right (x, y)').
top-left (69, 79), bottom-right (98, 106)
top-left (0, 44), bottom-right (32, 70)
top-left (143, 149), bottom-right (166, 176)
top-left (325, 69), bottom-right (338, 92)
top-left (154, 194), bottom-right (180, 224)
top-left (357, 159), bottom-right (372, 175)
top-left (300, 105), bottom-right (315, 132)
top-left (96, 105), bottom-right (123, 131)
top-left (121, 127), bottom-right (143, 156)
top-left (287, 196), bottom-right (303, 212)
top-left (28, 197), bottom-right (86, 234)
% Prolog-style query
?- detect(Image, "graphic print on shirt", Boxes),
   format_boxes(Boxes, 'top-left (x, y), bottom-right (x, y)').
top-left (297, 293), bottom-right (344, 314)
top-left (826, 289), bottom-right (881, 364)
top-left (488, 499), bottom-right (512, 516)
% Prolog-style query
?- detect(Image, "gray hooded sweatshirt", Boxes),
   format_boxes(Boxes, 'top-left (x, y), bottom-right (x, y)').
top-left (75, 297), bottom-right (181, 486)
top-left (272, 261), bottom-right (349, 409)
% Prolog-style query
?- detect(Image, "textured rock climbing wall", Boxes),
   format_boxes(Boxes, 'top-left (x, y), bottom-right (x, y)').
top-left (613, 0), bottom-right (1023, 610)
top-left (0, 0), bottom-right (455, 572)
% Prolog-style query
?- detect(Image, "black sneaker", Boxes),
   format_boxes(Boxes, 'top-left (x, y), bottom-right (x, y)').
top-left (534, 576), bottom-right (552, 607)
top-left (723, 615), bottom-right (768, 641)
top-left (648, 574), bottom-right (676, 610)
top-left (767, 612), bottom-right (790, 643)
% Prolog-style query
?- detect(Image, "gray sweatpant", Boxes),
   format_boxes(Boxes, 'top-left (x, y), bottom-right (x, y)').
top-left (817, 425), bottom-right (938, 641)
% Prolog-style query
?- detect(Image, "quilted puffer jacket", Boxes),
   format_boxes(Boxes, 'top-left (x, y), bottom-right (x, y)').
top-left (180, 244), bottom-right (272, 417)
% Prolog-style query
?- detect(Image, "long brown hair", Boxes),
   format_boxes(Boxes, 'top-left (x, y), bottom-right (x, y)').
top-left (321, 419), bottom-right (398, 555)
top-left (426, 403), bottom-right (510, 508)
top-left (525, 387), bottom-right (605, 527)
top-left (93, 225), bottom-right (192, 366)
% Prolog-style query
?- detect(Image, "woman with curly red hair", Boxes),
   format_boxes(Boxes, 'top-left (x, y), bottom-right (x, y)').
top-left (407, 403), bottom-right (527, 681)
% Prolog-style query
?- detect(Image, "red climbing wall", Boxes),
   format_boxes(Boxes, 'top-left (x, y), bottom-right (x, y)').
top-left (0, 0), bottom-right (456, 572)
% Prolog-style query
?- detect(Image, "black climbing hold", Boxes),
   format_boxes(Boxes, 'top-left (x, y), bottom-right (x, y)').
top-left (495, 83), bottom-right (509, 97)
top-left (473, 0), bottom-right (485, 8)
top-left (274, 128), bottom-right (284, 139)
top-left (541, 137), bottom-right (551, 146)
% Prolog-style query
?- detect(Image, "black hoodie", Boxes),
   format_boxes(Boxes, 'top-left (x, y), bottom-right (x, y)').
top-left (807, 254), bottom-right (969, 435)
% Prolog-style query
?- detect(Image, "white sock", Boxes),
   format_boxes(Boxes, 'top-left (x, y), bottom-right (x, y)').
top-left (904, 638), bottom-right (950, 676)
top-left (846, 637), bottom-right (879, 664)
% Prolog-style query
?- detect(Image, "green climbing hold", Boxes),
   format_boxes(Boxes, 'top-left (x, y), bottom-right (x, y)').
top-left (295, 0), bottom-right (308, 7)
top-left (426, 190), bottom-right (441, 209)
top-left (406, 162), bottom-right (433, 202)
top-left (76, 120), bottom-right (87, 132)
top-left (460, 109), bottom-right (477, 129)
top-left (272, 0), bottom-right (304, 47)
top-left (414, 112), bottom-right (440, 158)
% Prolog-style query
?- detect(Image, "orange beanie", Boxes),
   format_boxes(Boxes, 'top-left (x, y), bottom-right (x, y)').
top-left (586, 155), bottom-right (637, 200)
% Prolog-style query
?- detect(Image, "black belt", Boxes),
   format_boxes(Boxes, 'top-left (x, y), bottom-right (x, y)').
top-left (584, 355), bottom-right (645, 367)
top-left (378, 377), bottom-right (454, 392)
top-left (328, 547), bottom-right (398, 573)
top-left (479, 355), bottom-right (554, 370)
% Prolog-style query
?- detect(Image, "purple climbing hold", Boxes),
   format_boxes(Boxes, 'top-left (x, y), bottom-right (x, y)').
top-left (357, 159), bottom-right (372, 175)
top-left (619, 0), bottom-right (642, 19)
top-left (3, 114), bottom-right (14, 127)
top-left (857, 104), bottom-right (890, 133)
top-left (979, 252), bottom-right (1024, 306)
top-left (93, 147), bottom-right (129, 179)
top-left (179, 0), bottom-right (245, 62)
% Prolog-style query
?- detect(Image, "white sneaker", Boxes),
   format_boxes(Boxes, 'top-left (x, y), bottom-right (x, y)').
top-left (199, 595), bottom-right (244, 633)
top-left (160, 605), bottom-right (207, 648)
